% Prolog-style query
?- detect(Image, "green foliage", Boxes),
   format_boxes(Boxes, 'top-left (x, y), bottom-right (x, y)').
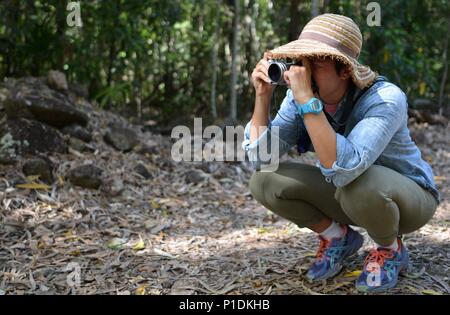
top-left (0, 0), bottom-right (448, 121)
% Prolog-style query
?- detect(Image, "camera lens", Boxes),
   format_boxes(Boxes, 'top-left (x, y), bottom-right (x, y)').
top-left (268, 63), bottom-right (281, 83)
top-left (268, 61), bottom-right (288, 85)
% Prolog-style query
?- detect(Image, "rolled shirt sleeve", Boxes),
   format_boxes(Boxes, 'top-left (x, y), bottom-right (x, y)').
top-left (242, 89), bottom-right (303, 170)
top-left (318, 84), bottom-right (408, 187)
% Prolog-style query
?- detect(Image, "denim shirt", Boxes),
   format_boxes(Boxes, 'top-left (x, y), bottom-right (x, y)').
top-left (242, 79), bottom-right (441, 204)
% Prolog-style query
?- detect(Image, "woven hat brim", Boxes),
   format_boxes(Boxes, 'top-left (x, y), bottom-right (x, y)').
top-left (268, 39), bottom-right (378, 89)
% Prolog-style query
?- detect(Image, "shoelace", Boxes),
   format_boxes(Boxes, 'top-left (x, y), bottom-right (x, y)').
top-left (364, 248), bottom-right (394, 270)
top-left (364, 248), bottom-right (401, 280)
top-left (316, 237), bottom-right (331, 261)
top-left (316, 237), bottom-right (347, 263)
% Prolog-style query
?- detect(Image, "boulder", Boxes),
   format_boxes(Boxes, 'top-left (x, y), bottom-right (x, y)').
top-left (184, 169), bottom-right (208, 184)
top-left (68, 164), bottom-right (103, 189)
top-left (22, 157), bottom-right (54, 184)
top-left (103, 123), bottom-right (139, 152)
top-left (0, 118), bottom-right (67, 164)
top-left (69, 83), bottom-right (89, 99)
top-left (47, 70), bottom-right (68, 92)
top-left (4, 77), bottom-right (88, 128)
top-left (62, 124), bottom-right (92, 142)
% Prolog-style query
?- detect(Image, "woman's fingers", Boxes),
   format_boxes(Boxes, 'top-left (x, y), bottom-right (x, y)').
top-left (257, 60), bottom-right (269, 72)
top-left (252, 69), bottom-right (271, 84)
top-left (255, 64), bottom-right (270, 78)
top-left (283, 71), bottom-right (291, 86)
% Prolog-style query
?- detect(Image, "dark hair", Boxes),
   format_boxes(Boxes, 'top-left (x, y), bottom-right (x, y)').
top-left (334, 59), bottom-right (348, 75)
top-left (309, 56), bottom-right (348, 75)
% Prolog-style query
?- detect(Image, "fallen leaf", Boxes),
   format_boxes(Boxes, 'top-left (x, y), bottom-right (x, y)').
top-left (26, 175), bottom-right (41, 182)
top-left (422, 289), bottom-right (443, 295)
top-left (343, 270), bottom-right (363, 278)
top-left (135, 285), bottom-right (147, 295)
top-left (16, 183), bottom-right (51, 190)
top-left (107, 238), bottom-right (128, 250)
top-left (257, 227), bottom-right (273, 234)
top-left (68, 249), bottom-right (81, 256)
top-left (150, 199), bottom-right (162, 209)
top-left (132, 236), bottom-right (146, 251)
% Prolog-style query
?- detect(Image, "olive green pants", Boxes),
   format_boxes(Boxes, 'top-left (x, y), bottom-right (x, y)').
top-left (249, 162), bottom-right (438, 246)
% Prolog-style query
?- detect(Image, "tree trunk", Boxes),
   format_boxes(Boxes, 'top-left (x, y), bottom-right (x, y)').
top-left (55, 0), bottom-right (68, 71)
top-left (229, 0), bottom-right (240, 122)
top-left (289, 0), bottom-right (301, 41)
top-left (438, 20), bottom-right (449, 115)
top-left (311, 0), bottom-right (319, 18)
top-left (210, 0), bottom-right (221, 120)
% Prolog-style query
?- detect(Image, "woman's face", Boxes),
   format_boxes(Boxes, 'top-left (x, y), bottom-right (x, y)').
top-left (310, 58), bottom-right (350, 102)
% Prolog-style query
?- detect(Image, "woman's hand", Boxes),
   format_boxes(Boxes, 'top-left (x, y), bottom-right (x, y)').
top-left (251, 52), bottom-right (275, 98)
top-left (283, 58), bottom-right (315, 105)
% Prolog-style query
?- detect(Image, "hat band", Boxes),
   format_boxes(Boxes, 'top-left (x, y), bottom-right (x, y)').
top-left (299, 31), bottom-right (359, 59)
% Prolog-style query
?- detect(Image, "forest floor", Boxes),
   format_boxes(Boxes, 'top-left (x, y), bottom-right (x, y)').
top-left (0, 99), bottom-right (449, 295)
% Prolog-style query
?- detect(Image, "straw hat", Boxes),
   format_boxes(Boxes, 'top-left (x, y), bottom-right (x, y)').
top-left (267, 13), bottom-right (377, 89)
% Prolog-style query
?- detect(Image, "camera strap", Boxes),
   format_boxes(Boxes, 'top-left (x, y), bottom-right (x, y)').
top-left (297, 76), bottom-right (388, 154)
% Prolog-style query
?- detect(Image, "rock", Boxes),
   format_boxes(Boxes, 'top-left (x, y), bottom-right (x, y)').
top-left (68, 164), bottom-right (103, 189)
top-left (134, 163), bottom-right (152, 179)
top-left (62, 124), bottom-right (92, 142)
top-left (68, 137), bottom-right (87, 152)
top-left (101, 178), bottom-right (124, 197)
top-left (0, 119), bottom-right (67, 164)
top-left (199, 162), bottom-right (220, 174)
top-left (47, 70), bottom-right (68, 91)
top-left (69, 83), bottom-right (89, 99)
top-left (103, 123), bottom-right (139, 152)
top-left (68, 137), bottom-right (95, 153)
top-left (0, 85), bottom-right (10, 114)
top-left (184, 169), bottom-right (208, 184)
top-left (4, 77), bottom-right (88, 128)
top-left (10, 175), bottom-right (27, 187)
top-left (408, 109), bottom-right (449, 126)
top-left (133, 139), bottom-right (158, 155)
top-left (22, 157), bottom-right (54, 184)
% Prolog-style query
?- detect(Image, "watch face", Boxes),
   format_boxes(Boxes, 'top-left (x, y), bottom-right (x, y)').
top-left (311, 100), bottom-right (322, 111)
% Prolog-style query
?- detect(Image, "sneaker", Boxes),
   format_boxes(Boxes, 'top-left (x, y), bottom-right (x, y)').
top-left (356, 238), bottom-right (409, 293)
top-left (306, 225), bottom-right (364, 281)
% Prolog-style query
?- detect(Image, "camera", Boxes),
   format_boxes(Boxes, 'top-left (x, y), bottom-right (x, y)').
top-left (267, 59), bottom-right (318, 92)
top-left (268, 59), bottom-right (301, 85)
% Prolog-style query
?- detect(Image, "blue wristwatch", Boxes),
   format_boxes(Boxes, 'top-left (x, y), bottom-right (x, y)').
top-left (297, 97), bottom-right (323, 117)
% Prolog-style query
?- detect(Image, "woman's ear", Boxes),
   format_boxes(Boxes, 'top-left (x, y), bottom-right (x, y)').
top-left (340, 67), bottom-right (352, 80)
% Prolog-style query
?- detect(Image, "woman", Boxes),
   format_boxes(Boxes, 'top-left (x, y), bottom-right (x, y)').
top-left (243, 13), bottom-right (440, 292)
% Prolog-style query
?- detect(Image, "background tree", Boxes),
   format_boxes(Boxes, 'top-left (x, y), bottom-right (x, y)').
top-left (0, 0), bottom-right (448, 125)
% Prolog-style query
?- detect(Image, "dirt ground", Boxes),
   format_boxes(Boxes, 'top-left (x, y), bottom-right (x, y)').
top-left (0, 103), bottom-right (449, 295)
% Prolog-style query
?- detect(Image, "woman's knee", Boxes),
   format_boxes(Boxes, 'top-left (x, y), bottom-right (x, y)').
top-left (249, 170), bottom-right (296, 210)
top-left (335, 166), bottom-right (391, 214)
top-left (249, 171), bottom-right (271, 206)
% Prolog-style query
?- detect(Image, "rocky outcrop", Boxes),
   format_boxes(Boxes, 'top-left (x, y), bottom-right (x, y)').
top-left (0, 118), bottom-right (67, 164)
top-left (103, 123), bottom-right (139, 152)
top-left (3, 77), bottom-right (88, 128)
